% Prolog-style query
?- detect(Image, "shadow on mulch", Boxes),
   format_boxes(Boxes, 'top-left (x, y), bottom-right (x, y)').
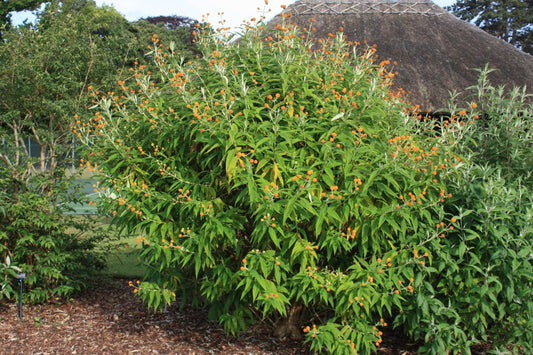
top-left (0, 278), bottom-right (489, 354)
top-left (91, 279), bottom-right (424, 354)
top-left (91, 278), bottom-right (311, 354)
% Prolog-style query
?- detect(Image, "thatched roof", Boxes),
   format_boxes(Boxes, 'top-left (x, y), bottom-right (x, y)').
top-left (268, 0), bottom-right (533, 111)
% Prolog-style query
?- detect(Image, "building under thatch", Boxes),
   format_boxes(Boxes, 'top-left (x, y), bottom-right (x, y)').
top-left (268, 0), bottom-right (533, 111)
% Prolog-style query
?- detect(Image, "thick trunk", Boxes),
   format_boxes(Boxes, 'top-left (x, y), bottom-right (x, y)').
top-left (273, 303), bottom-right (304, 340)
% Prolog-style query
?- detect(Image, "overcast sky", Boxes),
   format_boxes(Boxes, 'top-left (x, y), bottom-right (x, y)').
top-left (12, 0), bottom-right (456, 30)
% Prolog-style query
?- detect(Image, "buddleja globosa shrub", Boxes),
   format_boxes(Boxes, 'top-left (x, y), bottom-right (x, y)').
top-left (77, 19), bottom-right (519, 353)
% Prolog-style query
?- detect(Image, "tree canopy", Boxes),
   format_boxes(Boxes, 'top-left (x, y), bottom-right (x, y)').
top-left (0, 0), bottom-right (45, 36)
top-left (0, 0), bottom-right (199, 303)
top-left (448, 0), bottom-right (533, 54)
top-left (130, 15), bottom-right (200, 63)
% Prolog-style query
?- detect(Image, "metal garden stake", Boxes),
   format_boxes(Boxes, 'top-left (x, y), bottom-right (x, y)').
top-left (16, 272), bottom-right (26, 323)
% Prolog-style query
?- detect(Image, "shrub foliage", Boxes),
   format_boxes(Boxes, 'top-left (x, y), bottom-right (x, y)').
top-left (0, 0), bottom-right (129, 303)
top-left (79, 20), bottom-right (532, 354)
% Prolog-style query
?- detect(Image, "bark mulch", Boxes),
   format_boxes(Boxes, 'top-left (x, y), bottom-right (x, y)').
top-left (0, 278), bottom-right (422, 354)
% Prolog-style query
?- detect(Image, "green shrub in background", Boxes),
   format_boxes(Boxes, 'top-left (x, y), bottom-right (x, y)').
top-left (419, 72), bottom-right (533, 353)
top-left (79, 19), bottom-right (532, 354)
top-left (0, 170), bottom-right (107, 304)
top-left (0, 0), bottom-right (128, 304)
top-left (472, 69), bottom-right (533, 180)
top-left (1, 0), bottom-right (200, 305)
top-left (0, 256), bottom-right (22, 302)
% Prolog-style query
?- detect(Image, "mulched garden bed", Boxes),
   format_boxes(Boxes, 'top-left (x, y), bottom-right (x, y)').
top-left (0, 278), bottom-right (423, 354)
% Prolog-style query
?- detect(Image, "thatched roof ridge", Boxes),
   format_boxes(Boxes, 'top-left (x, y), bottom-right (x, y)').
top-left (268, 0), bottom-right (533, 111)
top-left (288, 0), bottom-right (447, 16)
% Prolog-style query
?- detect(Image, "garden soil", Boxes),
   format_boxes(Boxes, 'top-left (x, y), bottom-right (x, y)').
top-left (0, 278), bottom-right (424, 354)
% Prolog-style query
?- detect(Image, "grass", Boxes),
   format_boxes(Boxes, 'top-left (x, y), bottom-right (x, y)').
top-left (100, 235), bottom-right (146, 279)
top-left (68, 214), bottom-right (146, 279)
top-left (65, 170), bottom-right (145, 277)
top-left (66, 171), bottom-right (146, 277)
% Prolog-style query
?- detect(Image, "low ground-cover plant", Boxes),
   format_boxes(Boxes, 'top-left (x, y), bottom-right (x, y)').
top-left (78, 18), bottom-right (532, 354)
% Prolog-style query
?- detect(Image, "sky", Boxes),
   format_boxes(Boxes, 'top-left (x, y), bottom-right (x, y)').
top-left (12, 0), bottom-right (457, 30)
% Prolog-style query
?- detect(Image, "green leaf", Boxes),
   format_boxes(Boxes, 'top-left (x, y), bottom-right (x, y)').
top-left (268, 228), bottom-right (280, 249)
top-left (458, 242), bottom-right (467, 258)
top-left (283, 194), bottom-right (298, 223)
top-left (417, 293), bottom-right (429, 316)
top-left (327, 208), bottom-right (341, 224)
top-left (225, 149), bottom-right (237, 183)
top-left (316, 204), bottom-right (328, 236)
top-left (331, 112), bottom-right (345, 121)
top-left (361, 168), bottom-right (380, 196)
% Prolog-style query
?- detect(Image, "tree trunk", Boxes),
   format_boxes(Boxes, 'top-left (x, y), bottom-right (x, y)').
top-left (273, 303), bottom-right (304, 340)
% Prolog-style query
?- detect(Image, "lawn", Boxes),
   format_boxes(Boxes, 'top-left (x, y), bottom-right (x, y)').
top-left (98, 234), bottom-right (146, 279)
top-left (68, 214), bottom-right (146, 279)
top-left (97, 237), bottom-right (145, 279)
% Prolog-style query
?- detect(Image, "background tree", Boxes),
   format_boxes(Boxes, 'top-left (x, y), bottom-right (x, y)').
top-left (0, 0), bottom-right (135, 303)
top-left (130, 15), bottom-right (200, 66)
top-left (0, 0), bottom-right (45, 35)
top-left (448, 0), bottom-right (533, 54)
top-left (0, 0), bottom-right (200, 303)
top-left (1, 0), bottom-right (133, 184)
